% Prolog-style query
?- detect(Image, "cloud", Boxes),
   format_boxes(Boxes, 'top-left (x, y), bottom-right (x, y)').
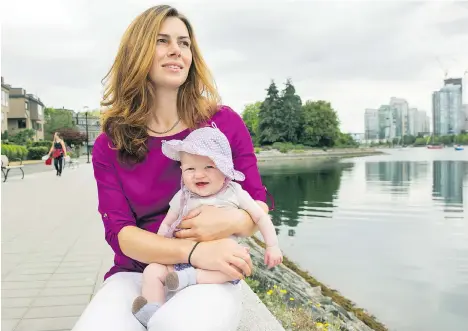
top-left (1, 0), bottom-right (467, 131)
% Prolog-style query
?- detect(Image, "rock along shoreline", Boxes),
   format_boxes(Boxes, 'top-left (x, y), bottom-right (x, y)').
top-left (242, 235), bottom-right (388, 331)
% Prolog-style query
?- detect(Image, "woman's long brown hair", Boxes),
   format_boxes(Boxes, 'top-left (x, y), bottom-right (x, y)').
top-left (100, 5), bottom-right (220, 164)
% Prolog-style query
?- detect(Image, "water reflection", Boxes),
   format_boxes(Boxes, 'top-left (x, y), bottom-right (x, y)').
top-left (258, 152), bottom-right (468, 331)
top-left (261, 161), bottom-right (354, 234)
top-left (432, 161), bottom-right (467, 207)
top-left (365, 161), bottom-right (428, 194)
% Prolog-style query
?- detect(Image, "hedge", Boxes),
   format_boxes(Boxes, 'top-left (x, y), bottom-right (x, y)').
top-left (29, 141), bottom-right (52, 148)
top-left (1, 144), bottom-right (29, 160)
top-left (28, 146), bottom-right (50, 160)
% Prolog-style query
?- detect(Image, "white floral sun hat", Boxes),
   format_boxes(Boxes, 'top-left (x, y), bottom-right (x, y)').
top-left (161, 123), bottom-right (245, 181)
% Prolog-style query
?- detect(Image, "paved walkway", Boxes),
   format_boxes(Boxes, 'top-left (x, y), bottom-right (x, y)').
top-left (1, 162), bottom-right (284, 331)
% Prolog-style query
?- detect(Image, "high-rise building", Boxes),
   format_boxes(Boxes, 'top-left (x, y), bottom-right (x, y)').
top-left (390, 97), bottom-right (409, 137)
top-left (364, 108), bottom-right (379, 140)
top-left (444, 78), bottom-right (462, 96)
top-left (432, 84), bottom-right (463, 135)
top-left (408, 107), bottom-right (419, 136)
top-left (425, 115), bottom-right (431, 133)
top-left (464, 104), bottom-right (468, 131)
top-left (378, 105), bottom-right (396, 140)
top-left (414, 110), bottom-right (430, 135)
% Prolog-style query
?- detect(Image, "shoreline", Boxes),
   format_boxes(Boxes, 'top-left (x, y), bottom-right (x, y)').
top-left (255, 148), bottom-right (384, 163)
top-left (248, 236), bottom-right (388, 331)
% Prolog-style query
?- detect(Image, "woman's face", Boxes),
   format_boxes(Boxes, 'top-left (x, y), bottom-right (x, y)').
top-left (150, 17), bottom-right (192, 90)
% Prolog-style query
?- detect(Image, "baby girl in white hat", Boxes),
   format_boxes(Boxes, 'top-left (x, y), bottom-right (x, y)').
top-left (132, 123), bottom-right (283, 327)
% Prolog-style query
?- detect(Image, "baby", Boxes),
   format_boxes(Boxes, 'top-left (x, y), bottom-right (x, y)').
top-left (132, 123), bottom-right (283, 327)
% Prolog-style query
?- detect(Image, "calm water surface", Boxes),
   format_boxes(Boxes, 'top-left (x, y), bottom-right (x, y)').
top-left (259, 148), bottom-right (468, 331)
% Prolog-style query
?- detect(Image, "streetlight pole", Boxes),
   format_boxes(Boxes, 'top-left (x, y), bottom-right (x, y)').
top-left (85, 111), bottom-right (90, 163)
top-left (81, 106), bottom-right (90, 164)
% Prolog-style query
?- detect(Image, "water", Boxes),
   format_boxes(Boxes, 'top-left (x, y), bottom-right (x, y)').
top-left (259, 148), bottom-right (468, 331)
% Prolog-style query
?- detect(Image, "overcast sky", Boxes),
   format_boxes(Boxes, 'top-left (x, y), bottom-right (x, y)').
top-left (1, 0), bottom-right (468, 132)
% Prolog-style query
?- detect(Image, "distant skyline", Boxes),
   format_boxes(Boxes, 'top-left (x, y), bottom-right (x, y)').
top-left (1, 0), bottom-right (468, 133)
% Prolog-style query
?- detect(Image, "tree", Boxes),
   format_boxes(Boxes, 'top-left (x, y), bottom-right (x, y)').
top-left (44, 108), bottom-right (75, 141)
top-left (242, 101), bottom-right (262, 144)
top-left (402, 135), bottom-right (416, 145)
top-left (57, 128), bottom-right (86, 146)
top-left (335, 132), bottom-right (358, 147)
top-left (414, 137), bottom-right (426, 146)
top-left (8, 129), bottom-right (36, 145)
top-left (440, 135), bottom-right (454, 145)
top-left (280, 79), bottom-right (302, 144)
top-left (300, 100), bottom-right (340, 147)
top-left (258, 81), bottom-right (284, 145)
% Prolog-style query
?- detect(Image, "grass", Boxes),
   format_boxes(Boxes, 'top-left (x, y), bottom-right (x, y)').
top-left (245, 278), bottom-right (342, 331)
top-left (250, 236), bottom-right (388, 331)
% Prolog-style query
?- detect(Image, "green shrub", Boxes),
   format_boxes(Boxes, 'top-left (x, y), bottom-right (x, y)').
top-left (272, 142), bottom-right (295, 153)
top-left (1, 144), bottom-right (29, 160)
top-left (31, 141), bottom-right (52, 148)
top-left (28, 146), bottom-right (49, 160)
top-left (254, 147), bottom-right (261, 154)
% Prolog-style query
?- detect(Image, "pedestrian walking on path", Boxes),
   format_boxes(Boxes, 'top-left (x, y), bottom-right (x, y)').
top-left (47, 132), bottom-right (67, 176)
top-left (71, 5), bottom-right (271, 331)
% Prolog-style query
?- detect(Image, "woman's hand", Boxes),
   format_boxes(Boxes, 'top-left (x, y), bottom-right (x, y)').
top-left (190, 238), bottom-right (253, 280)
top-left (174, 205), bottom-right (244, 241)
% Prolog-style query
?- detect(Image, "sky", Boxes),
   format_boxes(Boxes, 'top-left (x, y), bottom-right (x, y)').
top-left (1, 0), bottom-right (468, 133)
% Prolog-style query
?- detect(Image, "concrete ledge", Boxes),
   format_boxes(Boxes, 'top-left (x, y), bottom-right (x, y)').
top-left (238, 281), bottom-right (285, 331)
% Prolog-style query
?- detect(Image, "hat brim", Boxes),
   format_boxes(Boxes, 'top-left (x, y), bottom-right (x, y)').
top-left (162, 140), bottom-right (245, 181)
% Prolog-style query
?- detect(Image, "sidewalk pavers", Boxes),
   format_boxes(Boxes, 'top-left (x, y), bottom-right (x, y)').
top-left (2, 165), bottom-right (111, 331)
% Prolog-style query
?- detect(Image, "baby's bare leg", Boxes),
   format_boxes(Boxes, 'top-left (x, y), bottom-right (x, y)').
top-left (141, 263), bottom-right (170, 303)
top-left (132, 263), bottom-right (171, 327)
top-left (166, 268), bottom-right (234, 291)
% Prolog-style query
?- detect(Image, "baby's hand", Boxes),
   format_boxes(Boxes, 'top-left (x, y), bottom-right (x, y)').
top-left (264, 245), bottom-right (283, 269)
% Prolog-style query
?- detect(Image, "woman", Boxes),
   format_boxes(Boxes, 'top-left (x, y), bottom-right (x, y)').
top-left (48, 132), bottom-right (67, 176)
top-left (71, 5), bottom-right (270, 331)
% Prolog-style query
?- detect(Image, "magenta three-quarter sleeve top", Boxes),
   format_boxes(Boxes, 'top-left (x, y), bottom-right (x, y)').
top-left (92, 106), bottom-right (269, 280)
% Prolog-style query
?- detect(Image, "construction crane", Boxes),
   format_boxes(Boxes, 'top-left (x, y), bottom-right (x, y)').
top-left (436, 57), bottom-right (448, 79)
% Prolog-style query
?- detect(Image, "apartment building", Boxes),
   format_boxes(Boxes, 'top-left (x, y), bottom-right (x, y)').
top-left (1, 77), bottom-right (10, 133)
top-left (8, 86), bottom-right (45, 141)
top-left (364, 108), bottom-right (379, 140)
top-left (432, 84), bottom-right (463, 135)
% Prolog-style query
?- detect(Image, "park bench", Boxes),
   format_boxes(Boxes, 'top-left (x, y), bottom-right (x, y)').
top-left (1, 155), bottom-right (25, 182)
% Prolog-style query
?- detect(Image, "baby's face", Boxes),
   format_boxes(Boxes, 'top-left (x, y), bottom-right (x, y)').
top-left (180, 152), bottom-right (226, 196)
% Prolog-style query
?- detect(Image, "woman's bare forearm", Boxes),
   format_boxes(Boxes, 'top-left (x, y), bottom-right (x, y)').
top-left (118, 226), bottom-right (195, 265)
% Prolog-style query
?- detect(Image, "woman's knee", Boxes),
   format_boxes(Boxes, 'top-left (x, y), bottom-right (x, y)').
top-left (143, 263), bottom-right (169, 282)
top-left (148, 283), bottom-right (241, 331)
top-left (71, 272), bottom-right (144, 331)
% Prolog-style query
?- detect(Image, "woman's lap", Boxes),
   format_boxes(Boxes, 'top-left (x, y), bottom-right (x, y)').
top-left (71, 271), bottom-right (242, 331)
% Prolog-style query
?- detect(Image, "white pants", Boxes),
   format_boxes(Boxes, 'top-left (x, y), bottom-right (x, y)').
top-left (71, 271), bottom-right (242, 331)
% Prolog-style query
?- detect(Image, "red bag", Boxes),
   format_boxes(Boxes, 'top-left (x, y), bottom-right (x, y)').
top-left (52, 149), bottom-right (62, 158)
top-left (45, 158), bottom-right (52, 165)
